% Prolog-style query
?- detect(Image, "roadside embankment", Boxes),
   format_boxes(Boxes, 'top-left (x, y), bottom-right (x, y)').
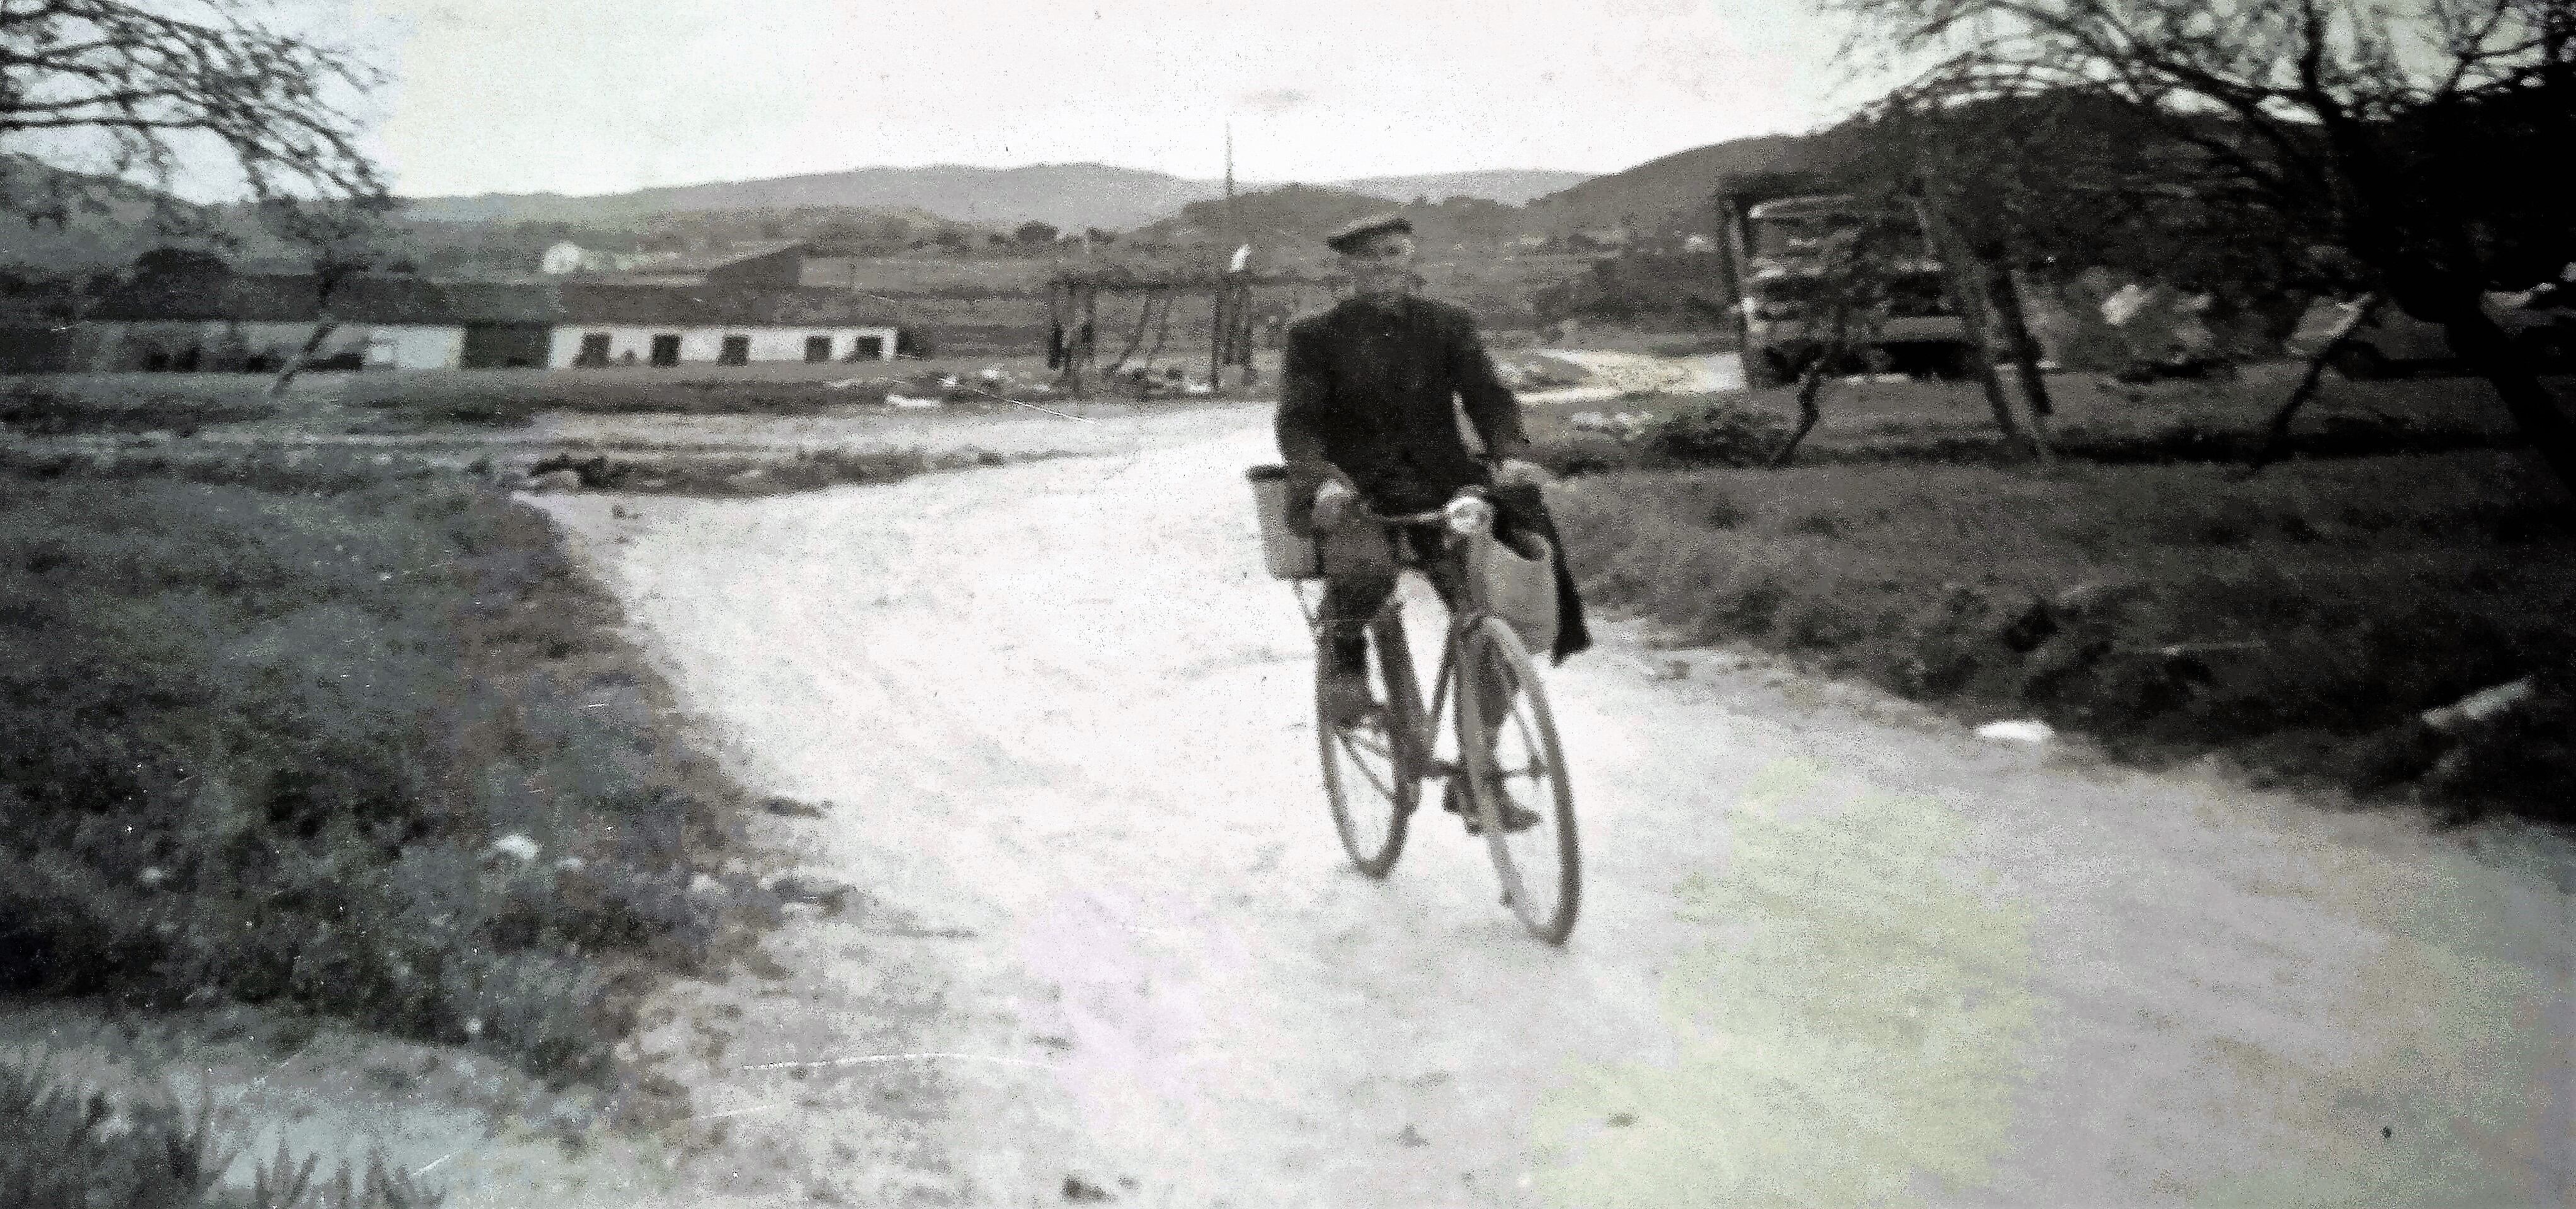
top-left (1551, 448), bottom-right (2575, 818)
top-left (0, 440), bottom-right (840, 1203)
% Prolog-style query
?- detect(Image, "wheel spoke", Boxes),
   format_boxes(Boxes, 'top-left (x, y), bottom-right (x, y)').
top-left (1345, 754), bottom-right (1399, 803)
top-left (1459, 617), bottom-right (1579, 945)
top-left (1338, 725), bottom-right (1394, 762)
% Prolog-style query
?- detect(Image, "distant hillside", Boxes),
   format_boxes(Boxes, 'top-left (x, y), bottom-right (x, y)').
top-left (0, 159), bottom-right (299, 275)
top-left (1132, 184), bottom-right (1396, 244)
top-left (1129, 184), bottom-right (1534, 266)
top-left (402, 163), bottom-right (1595, 236)
top-left (1126, 137), bottom-right (1834, 249)
top-left (1335, 170), bottom-right (1592, 207)
top-left (405, 162), bottom-right (1230, 234)
top-left (1519, 134), bottom-right (1827, 237)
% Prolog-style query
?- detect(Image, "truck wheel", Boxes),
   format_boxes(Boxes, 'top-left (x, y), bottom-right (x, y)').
top-left (2517, 327), bottom-right (2570, 370)
top-left (2328, 343), bottom-right (2393, 381)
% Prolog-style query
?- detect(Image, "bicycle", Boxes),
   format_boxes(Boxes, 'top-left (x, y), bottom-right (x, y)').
top-left (1274, 484), bottom-right (1582, 945)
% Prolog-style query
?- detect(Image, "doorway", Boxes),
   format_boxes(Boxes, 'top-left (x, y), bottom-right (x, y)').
top-left (718, 334), bottom-right (751, 366)
top-left (649, 334), bottom-right (681, 366)
top-left (461, 323), bottom-right (552, 369)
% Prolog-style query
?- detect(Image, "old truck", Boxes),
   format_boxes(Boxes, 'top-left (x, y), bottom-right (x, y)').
top-left (1714, 180), bottom-right (1974, 387)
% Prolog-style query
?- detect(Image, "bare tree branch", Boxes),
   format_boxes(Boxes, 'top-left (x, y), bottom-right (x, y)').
top-left (2, 0), bottom-right (384, 230)
top-left (1827, 0), bottom-right (2576, 496)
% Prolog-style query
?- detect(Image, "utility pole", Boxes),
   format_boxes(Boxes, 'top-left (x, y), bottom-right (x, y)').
top-left (1211, 120), bottom-right (1234, 391)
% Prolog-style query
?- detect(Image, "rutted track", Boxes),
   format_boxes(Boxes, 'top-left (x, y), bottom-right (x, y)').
top-left (539, 403), bottom-right (2572, 1207)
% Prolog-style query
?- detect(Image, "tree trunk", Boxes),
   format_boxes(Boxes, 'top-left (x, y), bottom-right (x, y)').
top-left (1986, 265), bottom-right (2056, 463)
top-left (1911, 198), bottom-right (2029, 455)
top-left (1207, 285), bottom-right (1227, 392)
top-left (268, 317), bottom-right (339, 396)
top-left (2446, 304), bottom-right (2576, 498)
top-left (1767, 358), bottom-right (1833, 469)
top-left (1769, 306), bottom-right (1849, 469)
top-left (2247, 294), bottom-right (2382, 473)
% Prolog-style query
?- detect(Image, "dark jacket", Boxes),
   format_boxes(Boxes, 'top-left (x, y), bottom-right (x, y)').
top-left (1274, 293), bottom-right (1591, 662)
top-left (1275, 293), bottom-right (1526, 512)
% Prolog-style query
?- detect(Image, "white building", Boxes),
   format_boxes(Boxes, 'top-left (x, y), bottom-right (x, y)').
top-left (546, 325), bottom-right (899, 368)
top-left (547, 272), bottom-right (901, 367)
top-left (76, 271), bottom-right (552, 371)
top-left (67, 242), bottom-right (905, 373)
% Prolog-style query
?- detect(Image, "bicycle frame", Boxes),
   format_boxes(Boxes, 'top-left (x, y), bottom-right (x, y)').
top-left (1288, 484), bottom-right (1583, 942)
top-left (1294, 498), bottom-right (1502, 798)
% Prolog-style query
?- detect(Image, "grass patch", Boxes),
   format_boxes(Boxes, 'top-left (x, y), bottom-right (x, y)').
top-left (1526, 363), bottom-right (2544, 474)
top-left (3, 383), bottom-right (276, 436)
top-left (1557, 451), bottom-right (2576, 817)
top-left (8, 357), bottom-right (1085, 434)
top-left (0, 1050), bottom-right (441, 1207)
top-left (0, 446), bottom-right (751, 1081)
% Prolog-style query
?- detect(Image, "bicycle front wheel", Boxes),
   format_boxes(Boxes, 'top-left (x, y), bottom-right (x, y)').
top-left (1455, 615), bottom-right (1580, 944)
top-left (1319, 610), bottom-right (1421, 877)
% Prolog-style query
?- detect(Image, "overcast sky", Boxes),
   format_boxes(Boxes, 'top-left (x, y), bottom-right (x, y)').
top-left (339, 0), bottom-right (1868, 198)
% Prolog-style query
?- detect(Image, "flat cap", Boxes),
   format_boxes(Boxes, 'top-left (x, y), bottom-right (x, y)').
top-left (1325, 212), bottom-right (1413, 254)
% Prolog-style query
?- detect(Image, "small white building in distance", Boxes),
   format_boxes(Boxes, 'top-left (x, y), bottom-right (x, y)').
top-left (546, 244), bottom-right (901, 367)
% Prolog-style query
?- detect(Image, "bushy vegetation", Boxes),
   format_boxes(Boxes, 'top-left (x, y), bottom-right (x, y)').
top-left (1554, 450), bottom-right (2576, 815)
top-left (0, 447), bottom-right (744, 1079)
top-left (1646, 402), bottom-right (1794, 467)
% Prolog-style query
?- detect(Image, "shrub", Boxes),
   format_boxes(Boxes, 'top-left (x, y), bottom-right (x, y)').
top-left (1648, 402), bottom-right (1791, 467)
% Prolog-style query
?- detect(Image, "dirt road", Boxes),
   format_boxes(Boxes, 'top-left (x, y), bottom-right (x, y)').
top-left (537, 404), bottom-right (2572, 1207)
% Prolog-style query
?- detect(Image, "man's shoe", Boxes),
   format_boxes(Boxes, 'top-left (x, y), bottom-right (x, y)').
top-left (1443, 777), bottom-right (1542, 835)
top-left (1317, 668), bottom-right (1376, 729)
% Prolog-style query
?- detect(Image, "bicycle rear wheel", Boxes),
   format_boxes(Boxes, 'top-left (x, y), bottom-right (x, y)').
top-left (1455, 615), bottom-right (1580, 944)
top-left (1319, 610), bottom-right (1421, 877)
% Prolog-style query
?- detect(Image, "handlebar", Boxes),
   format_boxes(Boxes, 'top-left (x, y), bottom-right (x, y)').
top-left (1358, 488), bottom-right (1496, 535)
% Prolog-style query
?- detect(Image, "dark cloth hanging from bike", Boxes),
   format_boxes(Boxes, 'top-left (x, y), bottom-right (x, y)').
top-left (1488, 481), bottom-right (1592, 664)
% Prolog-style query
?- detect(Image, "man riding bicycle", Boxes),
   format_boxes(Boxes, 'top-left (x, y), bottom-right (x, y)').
top-left (1275, 213), bottom-right (1590, 831)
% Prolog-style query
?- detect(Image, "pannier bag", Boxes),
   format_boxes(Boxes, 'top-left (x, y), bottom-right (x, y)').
top-left (1469, 528), bottom-right (1562, 656)
top-left (1246, 465), bottom-right (1320, 579)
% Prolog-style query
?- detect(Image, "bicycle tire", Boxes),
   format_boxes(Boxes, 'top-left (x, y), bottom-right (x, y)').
top-left (1319, 608), bottom-right (1420, 877)
top-left (1455, 615), bottom-right (1580, 944)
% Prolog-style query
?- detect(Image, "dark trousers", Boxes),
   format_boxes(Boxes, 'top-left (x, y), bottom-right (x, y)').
top-left (1316, 522), bottom-right (1464, 673)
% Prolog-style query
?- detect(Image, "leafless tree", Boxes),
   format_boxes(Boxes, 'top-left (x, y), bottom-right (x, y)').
top-left (1830, 0), bottom-right (2576, 493)
top-left (2, 0), bottom-right (385, 232)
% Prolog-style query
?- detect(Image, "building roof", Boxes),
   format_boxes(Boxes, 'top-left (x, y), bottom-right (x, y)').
top-left (664, 239), bottom-right (807, 273)
top-left (598, 240), bottom-right (809, 281)
top-left (431, 280), bottom-right (565, 324)
top-left (553, 283), bottom-right (898, 327)
top-left (87, 259), bottom-right (898, 330)
top-left (88, 271), bottom-right (559, 326)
